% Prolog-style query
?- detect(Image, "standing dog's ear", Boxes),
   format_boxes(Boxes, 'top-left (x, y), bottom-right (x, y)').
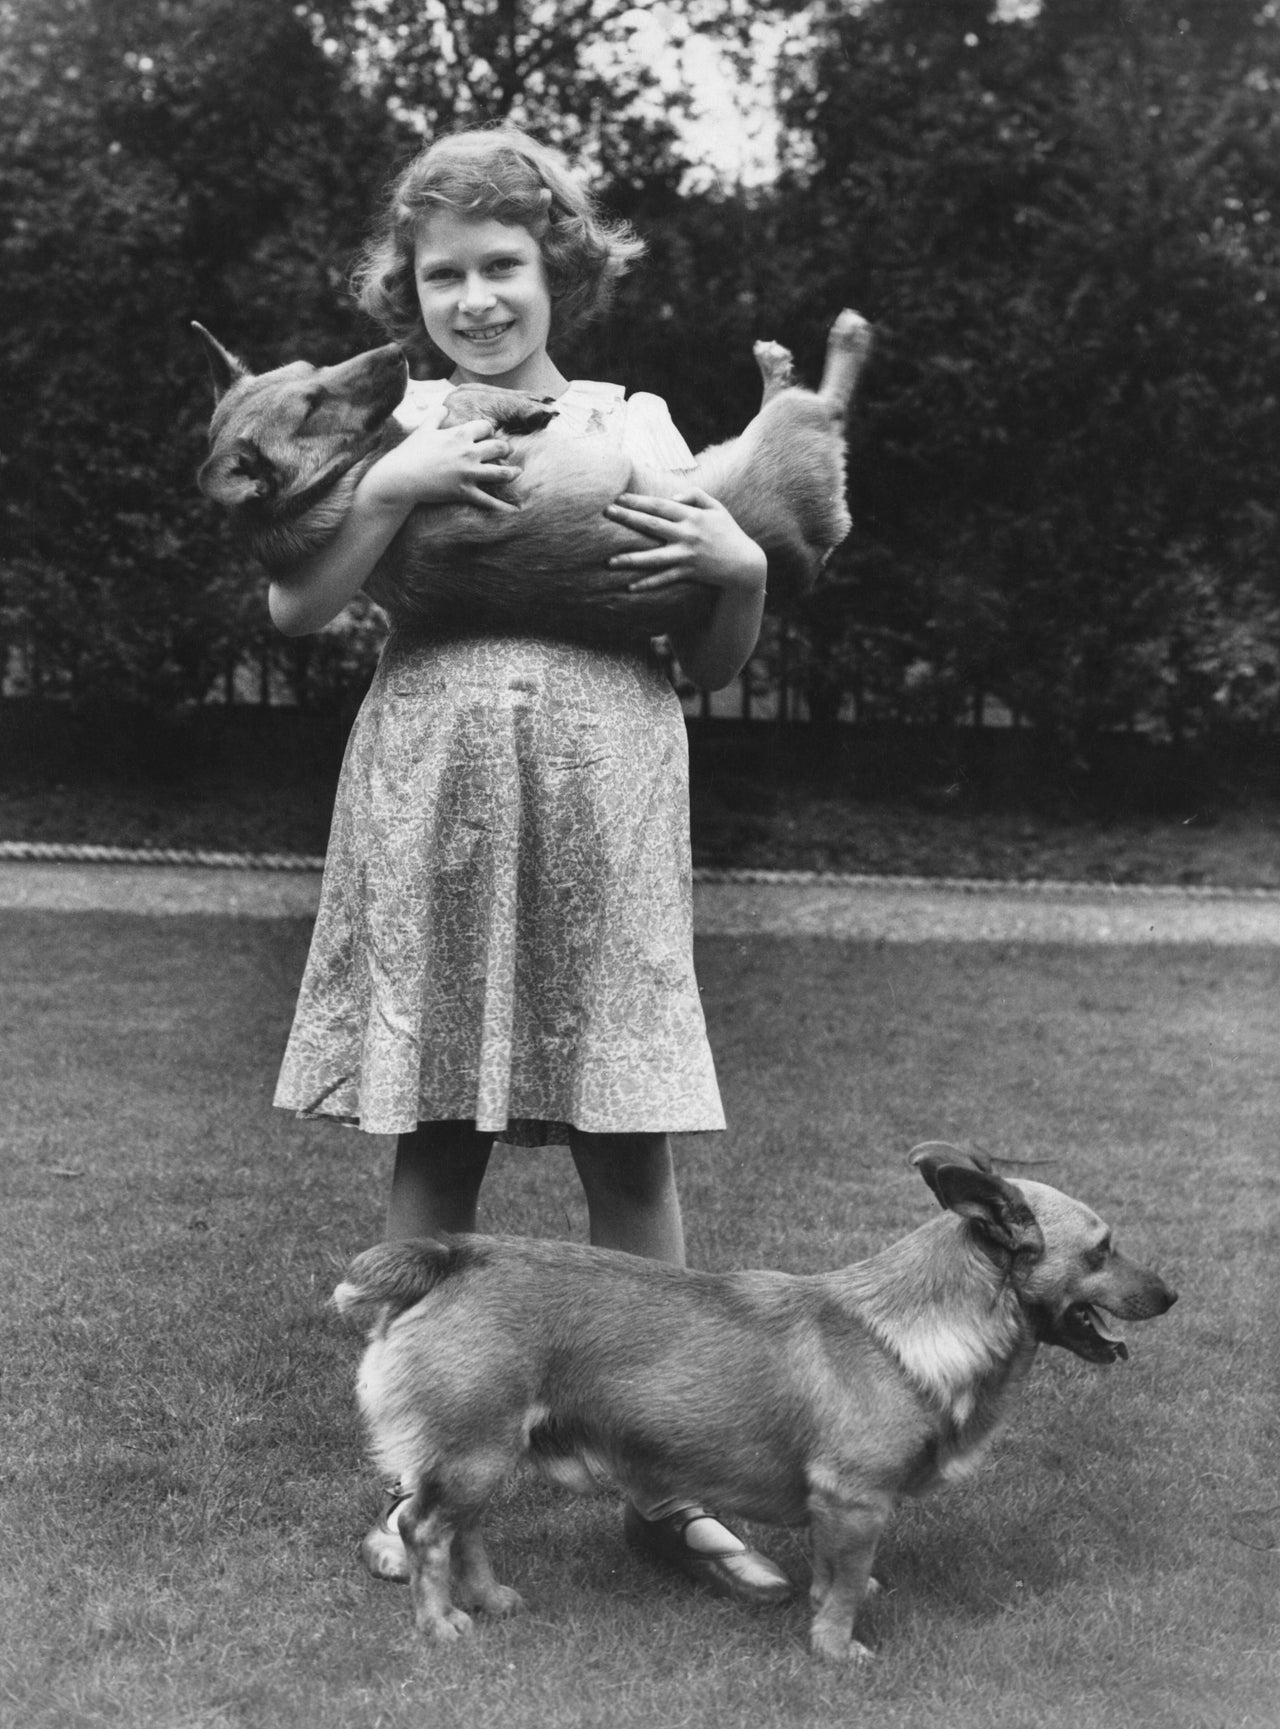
top-left (909, 1143), bottom-right (991, 1191)
top-left (910, 1151), bottom-right (1044, 1260)
top-left (192, 322), bottom-right (249, 403)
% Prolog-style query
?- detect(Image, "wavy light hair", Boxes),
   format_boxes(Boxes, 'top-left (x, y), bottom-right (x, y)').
top-left (353, 127), bottom-right (645, 369)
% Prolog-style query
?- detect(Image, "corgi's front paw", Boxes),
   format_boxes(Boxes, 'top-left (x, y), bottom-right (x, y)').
top-left (809, 1621), bottom-right (875, 1664)
top-left (417, 1604), bottom-right (473, 1642)
top-left (473, 1583), bottom-right (525, 1619)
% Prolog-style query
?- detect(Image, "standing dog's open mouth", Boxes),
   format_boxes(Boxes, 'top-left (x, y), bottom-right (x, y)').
top-left (1053, 1301), bottom-right (1130, 1361)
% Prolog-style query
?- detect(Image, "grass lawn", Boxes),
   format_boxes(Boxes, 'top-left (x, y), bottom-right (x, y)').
top-left (1, 913), bottom-right (1277, 1728)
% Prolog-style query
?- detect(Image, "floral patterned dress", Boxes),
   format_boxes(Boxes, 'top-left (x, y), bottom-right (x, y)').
top-left (273, 378), bottom-right (726, 1145)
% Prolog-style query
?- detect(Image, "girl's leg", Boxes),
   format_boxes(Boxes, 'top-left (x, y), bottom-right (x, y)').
top-left (568, 1128), bottom-right (791, 1607)
top-left (567, 1129), bottom-right (685, 1263)
top-left (363, 1119), bottom-right (496, 1583)
top-left (386, 1120), bottom-right (496, 1240)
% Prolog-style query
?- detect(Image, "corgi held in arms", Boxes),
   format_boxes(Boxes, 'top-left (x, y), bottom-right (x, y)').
top-left (194, 310), bottom-right (871, 642)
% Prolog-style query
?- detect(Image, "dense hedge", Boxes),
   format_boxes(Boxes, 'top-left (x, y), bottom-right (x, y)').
top-left (3, 0), bottom-right (1278, 757)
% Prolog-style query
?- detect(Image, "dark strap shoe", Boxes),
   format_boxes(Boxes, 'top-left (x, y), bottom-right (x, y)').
top-left (623, 1503), bottom-right (793, 1606)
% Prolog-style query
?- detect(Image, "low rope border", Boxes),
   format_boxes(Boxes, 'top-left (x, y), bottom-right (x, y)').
top-left (2, 839), bottom-right (1279, 901)
top-left (0, 840), bottom-right (325, 872)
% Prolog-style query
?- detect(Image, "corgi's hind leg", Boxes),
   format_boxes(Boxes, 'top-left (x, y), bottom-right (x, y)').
top-left (398, 1480), bottom-right (473, 1641)
top-left (753, 339), bottom-right (797, 406)
top-left (816, 310), bottom-right (873, 421)
top-left (454, 1521), bottom-right (525, 1619)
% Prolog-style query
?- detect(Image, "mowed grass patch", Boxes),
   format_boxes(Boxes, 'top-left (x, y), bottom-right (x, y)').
top-left (0, 912), bottom-right (1276, 1729)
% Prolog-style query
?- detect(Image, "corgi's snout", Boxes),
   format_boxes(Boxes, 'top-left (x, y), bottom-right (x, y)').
top-left (1147, 1276), bottom-right (1177, 1315)
top-left (1111, 1268), bottom-right (1177, 1321)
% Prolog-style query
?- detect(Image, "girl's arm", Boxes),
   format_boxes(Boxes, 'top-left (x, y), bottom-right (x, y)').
top-left (602, 488), bottom-right (767, 692)
top-left (269, 418), bottom-right (521, 637)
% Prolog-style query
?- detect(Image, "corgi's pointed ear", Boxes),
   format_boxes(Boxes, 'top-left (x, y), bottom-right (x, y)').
top-left (911, 1152), bottom-right (1044, 1259)
top-left (909, 1143), bottom-right (991, 1197)
top-left (192, 322), bottom-right (249, 403)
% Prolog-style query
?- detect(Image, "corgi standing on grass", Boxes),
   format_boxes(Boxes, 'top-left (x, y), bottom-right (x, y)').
top-left (266, 125), bottom-right (792, 1603)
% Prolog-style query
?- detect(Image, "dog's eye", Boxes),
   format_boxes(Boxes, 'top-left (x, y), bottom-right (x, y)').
top-left (299, 390), bottom-right (331, 423)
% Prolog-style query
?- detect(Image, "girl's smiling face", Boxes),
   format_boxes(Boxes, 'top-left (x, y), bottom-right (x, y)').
top-left (413, 211), bottom-right (562, 394)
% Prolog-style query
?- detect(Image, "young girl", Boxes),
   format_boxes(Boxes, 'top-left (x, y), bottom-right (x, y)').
top-left (271, 126), bottom-right (789, 1606)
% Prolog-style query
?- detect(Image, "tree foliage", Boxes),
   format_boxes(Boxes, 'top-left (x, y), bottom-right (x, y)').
top-left (2, 0), bottom-right (1279, 753)
top-left (0, 0), bottom-right (404, 707)
top-left (303, 0), bottom-right (691, 181)
top-left (772, 0), bottom-right (1280, 748)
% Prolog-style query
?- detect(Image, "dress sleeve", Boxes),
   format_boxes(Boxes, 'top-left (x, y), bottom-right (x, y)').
top-left (623, 391), bottom-right (699, 473)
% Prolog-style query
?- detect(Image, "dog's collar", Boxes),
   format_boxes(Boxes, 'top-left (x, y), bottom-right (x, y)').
top-left (243, 428), bottom-right (388, 529)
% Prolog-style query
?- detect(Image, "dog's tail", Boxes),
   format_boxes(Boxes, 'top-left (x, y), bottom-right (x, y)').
top-left (332, 1236), bottom-right (478, 1332)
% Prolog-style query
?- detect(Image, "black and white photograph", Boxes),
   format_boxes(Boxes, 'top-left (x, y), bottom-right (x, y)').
top-left (1, 2), bottom-right (1276, 1725)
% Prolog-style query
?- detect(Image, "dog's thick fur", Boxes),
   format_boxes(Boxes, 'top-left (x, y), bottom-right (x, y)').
top-left (194, 312), bottom-right (871, 641)
top-left (332, 1151), bottom-right (1175, 1662)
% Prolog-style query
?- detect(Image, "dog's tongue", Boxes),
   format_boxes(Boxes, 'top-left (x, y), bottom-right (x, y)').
top-left (1087, 1307), bottom-right (1129, 1358)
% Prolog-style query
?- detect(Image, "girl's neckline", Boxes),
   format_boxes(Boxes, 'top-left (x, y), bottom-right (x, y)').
top-left (406, 376), bottom-right (625, 402)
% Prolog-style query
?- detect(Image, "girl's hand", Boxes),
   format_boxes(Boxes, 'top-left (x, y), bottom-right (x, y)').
top-left (603, 489), bottom-right (767, 595)
top-left (605, 488), bottom-right (768, 693)
top-left (362, 419), bottom-right (522, 516)
top-left (268, 419), bottom-right (519, 637)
